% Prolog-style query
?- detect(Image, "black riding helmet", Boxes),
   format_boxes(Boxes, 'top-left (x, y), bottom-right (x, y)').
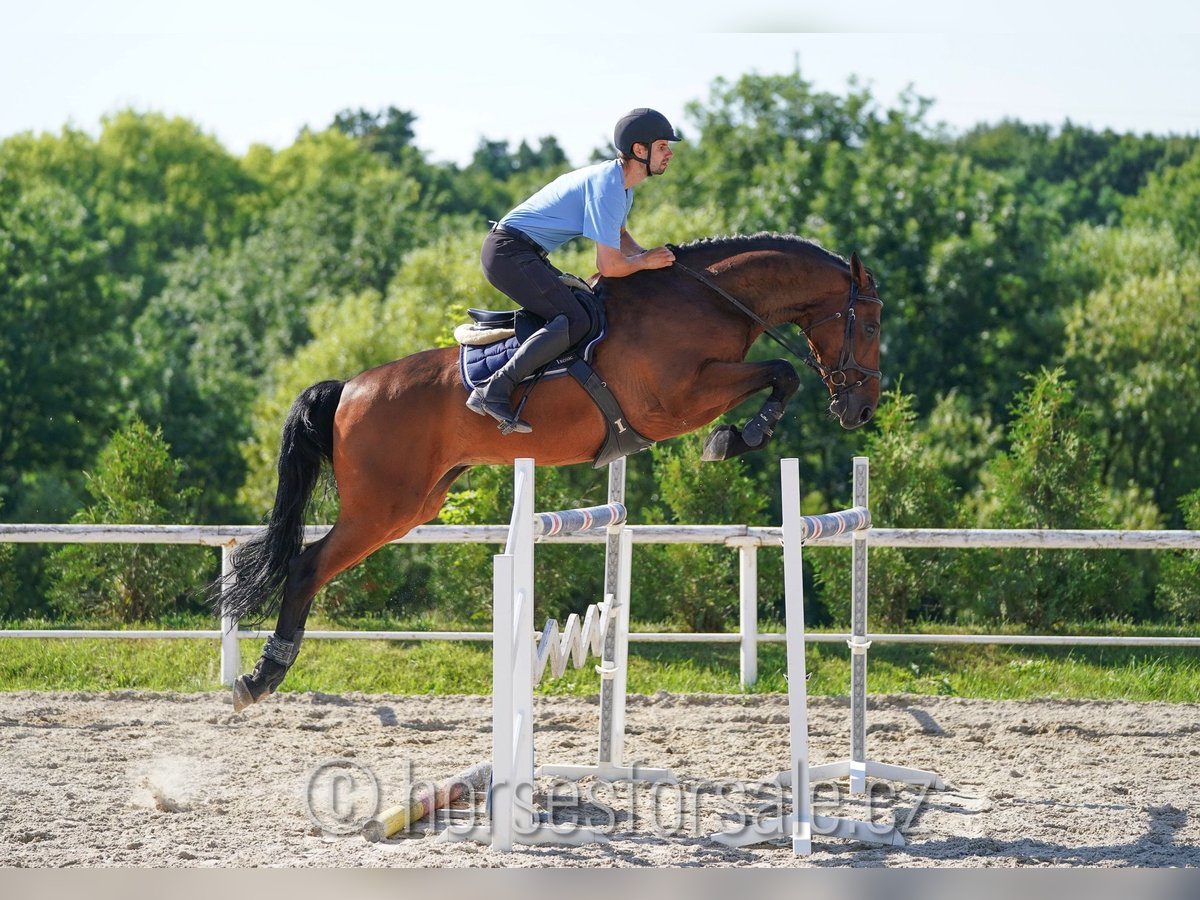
top-left (613, 108), bottom-right (681, 177)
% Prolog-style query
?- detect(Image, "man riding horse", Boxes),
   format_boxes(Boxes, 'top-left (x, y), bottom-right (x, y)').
top-left (469, 108), bottom-right (682, 433)
top-left (217, 107), bottom-right (883, 712)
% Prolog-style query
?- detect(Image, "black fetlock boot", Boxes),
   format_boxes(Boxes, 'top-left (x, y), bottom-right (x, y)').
top-left (466, 316), bottom-right (572, 433)
top-left (232, 629), bottom-right (304, 712)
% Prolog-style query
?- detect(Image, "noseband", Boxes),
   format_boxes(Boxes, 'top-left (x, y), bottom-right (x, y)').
top-left (668, 251), bottom-right (883, 397)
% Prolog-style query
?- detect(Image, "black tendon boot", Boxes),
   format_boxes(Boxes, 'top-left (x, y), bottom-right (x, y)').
top-left (231, 628), bottom-right (305, 712)
top-left (466, 315), bottom-right (571, 433)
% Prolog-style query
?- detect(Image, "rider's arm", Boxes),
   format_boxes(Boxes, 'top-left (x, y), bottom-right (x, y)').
top-left (620, 227), bottom-right (645, 256)
top-left (596, 237), bottom-right (675, 278)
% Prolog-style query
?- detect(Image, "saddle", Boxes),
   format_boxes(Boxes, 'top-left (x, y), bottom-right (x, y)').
top-left (458, 276), bottom-right (607, 384)
top-left (456, 276), bottom-right (654, 469)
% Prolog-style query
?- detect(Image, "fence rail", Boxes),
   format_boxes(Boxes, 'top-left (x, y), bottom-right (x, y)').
top-left (2, 523), bottom-right (1199, 687)
top-left (4, 522), bottom-right (1200, 549)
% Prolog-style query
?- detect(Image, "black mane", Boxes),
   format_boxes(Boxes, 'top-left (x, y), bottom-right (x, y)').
top-left (673, 232), bottom-right (848, 268)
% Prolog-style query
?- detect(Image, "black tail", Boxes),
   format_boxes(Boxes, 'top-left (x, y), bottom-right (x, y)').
top-left (213, 379), bottom-right (345, 623)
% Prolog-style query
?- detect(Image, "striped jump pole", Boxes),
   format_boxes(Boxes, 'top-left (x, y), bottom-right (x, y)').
top-left (538, 454), bottom-right (674, 784)
top-left (803, 457), bottom-right (946, 797)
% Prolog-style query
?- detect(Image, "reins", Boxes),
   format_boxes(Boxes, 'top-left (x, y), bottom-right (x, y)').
top-left (667, 251), bottom-right (812, 361)
top-left (666, 246), bottom-right (883, 392)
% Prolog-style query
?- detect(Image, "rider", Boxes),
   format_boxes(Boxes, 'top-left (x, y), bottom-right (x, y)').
top-left (467, 107), bottom-right (682, 433)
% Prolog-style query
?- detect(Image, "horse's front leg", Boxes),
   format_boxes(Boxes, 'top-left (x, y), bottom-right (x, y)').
top-left (686, 359), bottom-right (799, 462)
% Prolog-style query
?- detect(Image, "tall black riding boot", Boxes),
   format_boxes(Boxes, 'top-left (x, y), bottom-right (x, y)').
top-left (466, 315), bottom-right (572, 433)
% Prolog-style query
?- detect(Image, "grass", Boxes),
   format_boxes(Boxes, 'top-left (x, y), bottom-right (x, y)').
top-left (1, 616), bottom-right (1198, 701)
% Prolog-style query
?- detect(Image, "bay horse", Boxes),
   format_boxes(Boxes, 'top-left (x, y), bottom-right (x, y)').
top-left (218, 233), bottom-right (883, 711)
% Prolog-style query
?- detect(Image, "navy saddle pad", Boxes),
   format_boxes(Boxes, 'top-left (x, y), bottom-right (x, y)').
top-left (458, 286), bottom-right (606, 390)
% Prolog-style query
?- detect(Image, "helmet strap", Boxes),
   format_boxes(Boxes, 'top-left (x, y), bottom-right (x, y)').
top-left (635, 143), bottom-right (654, 177)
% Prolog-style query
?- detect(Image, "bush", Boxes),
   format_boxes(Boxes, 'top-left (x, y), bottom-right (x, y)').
top-left (47, 421), bottom-right (211, 623)
top-left (965, 369), bottom-right (1143, 627)
top-left (634, 433), bottom-right (769, 632)
top-left (809, 388), bottom-right (962, 629)
top-left (1158, 488), bottom-right (1200, 622)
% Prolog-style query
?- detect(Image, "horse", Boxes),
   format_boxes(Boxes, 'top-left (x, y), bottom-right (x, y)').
top-left (217, 232), bottom-right (883, 711)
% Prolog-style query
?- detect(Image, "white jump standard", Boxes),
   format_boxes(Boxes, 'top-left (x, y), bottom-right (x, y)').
top-left (713, 457), bottom-right (945, 855)
top-left (441, 458), bottom-right (674, 851)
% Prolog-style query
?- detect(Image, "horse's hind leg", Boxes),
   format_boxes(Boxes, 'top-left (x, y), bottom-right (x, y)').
top-left (232, 466), bottom-right (470, 711)
top-left (232, 521), bottom-right (396, 711)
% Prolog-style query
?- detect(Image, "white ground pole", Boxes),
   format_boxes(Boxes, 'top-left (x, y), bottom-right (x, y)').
top-left (713, 457), bottom-right (906, 854)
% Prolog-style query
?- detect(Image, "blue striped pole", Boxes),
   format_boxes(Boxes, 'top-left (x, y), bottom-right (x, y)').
top-left (533, 503), bottom-right (626, 537)
top-left (797, 506), bottom-right (870, 541)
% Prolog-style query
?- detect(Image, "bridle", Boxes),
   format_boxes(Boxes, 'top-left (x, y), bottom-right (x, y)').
top-left (799, 278), bottom-right (884, 393)
top-left (667, 250), bottom-right (884, 396)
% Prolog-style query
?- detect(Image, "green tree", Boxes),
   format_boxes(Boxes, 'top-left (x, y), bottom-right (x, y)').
top-left (1157, 488), bottom-right (1200, 622)
top-left (331, 106), bottom-right (418, 165)
top-left (47, 421), bottom-right (209, 623)
top-left (1124, 145), bottom-right (1200, 252)
top-left (634, 433), bottom-right (769, 632)
top-left (0, 173), bottom-right (123, 514)
top-left (809, 388), bottom-right (961, 628)
top-left (966, 369), bottom-right (1144, 626)
top-left (129, 129), bottom-right (429, 517)
top-left (1058, 224), bottom-right (1200, 521)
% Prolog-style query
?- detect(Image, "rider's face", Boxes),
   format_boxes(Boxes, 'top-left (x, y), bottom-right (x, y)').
top-left (649, 140), bottom-right (673, 174)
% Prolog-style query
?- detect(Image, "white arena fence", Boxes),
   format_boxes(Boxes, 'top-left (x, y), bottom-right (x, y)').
top-left (2, 453), bottom-right (1200, 689)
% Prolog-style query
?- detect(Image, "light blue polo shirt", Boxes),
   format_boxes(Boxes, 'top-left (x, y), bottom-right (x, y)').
top-left (499, 159), bottom-right (633, 252)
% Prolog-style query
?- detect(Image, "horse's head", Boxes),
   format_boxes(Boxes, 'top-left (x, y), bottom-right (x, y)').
top-left (800, 252), bottom-right (882, 428)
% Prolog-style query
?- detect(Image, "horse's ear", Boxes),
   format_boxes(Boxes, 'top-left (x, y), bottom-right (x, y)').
top-left (850, 252), bottom-right (869, 289)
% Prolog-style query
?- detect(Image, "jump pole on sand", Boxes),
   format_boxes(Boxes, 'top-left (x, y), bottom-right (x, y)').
top-left (363, 761), bottom-right (492, 842)
top-left (714, 457), bottom-right (943, 855)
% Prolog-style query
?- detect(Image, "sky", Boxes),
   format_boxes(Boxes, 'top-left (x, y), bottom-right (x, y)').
top-left (3, 1), bottom-right (1199, 168)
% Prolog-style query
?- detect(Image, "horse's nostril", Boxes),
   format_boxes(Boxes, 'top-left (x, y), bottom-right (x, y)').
top-left (860, 406), bottom-right (874, 424)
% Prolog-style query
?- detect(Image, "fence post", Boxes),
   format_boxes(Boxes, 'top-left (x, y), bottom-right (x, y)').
top-left (219, 545), bottom-right (240, 687)
top-left (849, 456), bottom-right (869, 794)
top-left (597, 457), bottom-right (625, 769)
top-left (739, 543), bottom-right (758, 688)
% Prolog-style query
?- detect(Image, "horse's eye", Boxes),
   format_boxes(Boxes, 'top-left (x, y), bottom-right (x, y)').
top-left (864, 324), bottom-right (878, 337)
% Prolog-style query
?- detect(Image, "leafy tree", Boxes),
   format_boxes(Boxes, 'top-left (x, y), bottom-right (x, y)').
top-left (0, 172), bottom-right (124, 513)
top-left (47, 421), bottom-right (209, 623)
top-left (636, 432), bottom-right (769, 632)
top-left (1157, 488), bottom-right (1200, 622)
top-left (129, 130), bottom-right (429, 517)
top-left (809, 388), bottom-right (961, 628)
top-left (960, 120), bottom-right (1198, 224)
top-left (1058, 224), bottom-right (1200, 521)
top-left (1124, 145), bottom-right (1200, 252)
top-left (331, 106), bottom-right (418, 165)
top-left (965, 369), bottom-right (1144, 626)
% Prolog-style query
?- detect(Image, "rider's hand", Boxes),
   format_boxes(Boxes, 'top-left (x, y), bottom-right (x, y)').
top-left (640, 246), bottom-right (676, 270)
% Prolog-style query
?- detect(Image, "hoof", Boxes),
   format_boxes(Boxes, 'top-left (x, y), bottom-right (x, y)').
top-left (230, 656), bottom-right (289, 712)
top-left (702, 425), bottom-right (748, 461)
top-left (231, 677), bottom-right (256, 713)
